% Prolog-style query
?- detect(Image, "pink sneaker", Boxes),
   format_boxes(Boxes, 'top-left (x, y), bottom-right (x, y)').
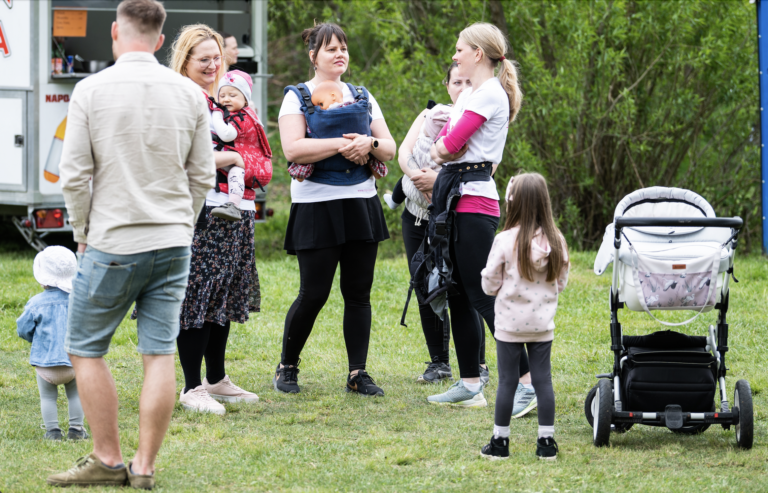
top-left (179, 386), bottom-right (226, 415)
top-left (203, 375), bottom-right (259, 403)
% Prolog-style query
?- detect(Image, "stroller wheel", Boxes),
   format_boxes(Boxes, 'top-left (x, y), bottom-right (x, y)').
top-left (592, 379), bottom-right (613, 447)
top-left (586, 384), bottom-right (633, 433)
top-left (734, 380), bottom-right (754, 450)
top-left (584, 385), bottom-right (597, 427)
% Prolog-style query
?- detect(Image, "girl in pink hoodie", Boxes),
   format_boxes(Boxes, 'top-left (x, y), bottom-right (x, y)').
top-left (479, 173), bottom-right (570, 461)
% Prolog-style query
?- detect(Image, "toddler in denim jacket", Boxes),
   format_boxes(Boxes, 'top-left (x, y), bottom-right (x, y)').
top-left (16, 246), bottom-right (88, 441)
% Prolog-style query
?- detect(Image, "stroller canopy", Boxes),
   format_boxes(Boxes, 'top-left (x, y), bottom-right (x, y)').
top-left (594, 187), bottom-right (731, 276)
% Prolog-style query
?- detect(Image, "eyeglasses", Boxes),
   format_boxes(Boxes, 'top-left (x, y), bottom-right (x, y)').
top-left (188, 55), bottom-right (222, 69)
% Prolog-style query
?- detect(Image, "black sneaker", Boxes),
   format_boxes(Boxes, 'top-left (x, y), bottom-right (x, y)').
top-left (536, 436), bottom-right (558, 460)
top-left (346, 370), bottom-right (384, 396)
top-left (480, 435), bottom-right (509, 460)
top-left (273, 361), bottom-right (300, 394)
top-left (479, 365), bottom-right (490, 386)
top-left (44, 428), bottom-right (63, 441)
top-left (67, 427), bottom-right (89, 440)
top-left (417, 360), bottom-right (452, 384)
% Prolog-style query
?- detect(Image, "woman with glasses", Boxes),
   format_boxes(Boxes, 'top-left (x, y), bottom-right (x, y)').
top-left (169, 24), bottom-right (261, 414)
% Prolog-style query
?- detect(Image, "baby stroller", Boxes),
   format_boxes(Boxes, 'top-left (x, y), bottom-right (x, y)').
top-left (586, 187), bottom-right (752, 448)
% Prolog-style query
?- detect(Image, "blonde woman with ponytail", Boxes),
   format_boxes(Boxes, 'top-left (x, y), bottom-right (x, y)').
top-left (425, 23), bottom-right (533, 411)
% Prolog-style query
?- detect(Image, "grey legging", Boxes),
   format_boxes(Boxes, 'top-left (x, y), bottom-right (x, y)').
top-left (494, 341), bottom-right (554, 427)
top-left (37, 374), bottom-right (84, 431)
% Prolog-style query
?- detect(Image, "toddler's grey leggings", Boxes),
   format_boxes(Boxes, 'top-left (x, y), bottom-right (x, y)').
top-left (37, 374), bottom-right (84, 431)
top-left (494, 340), bottom-right (555, 427)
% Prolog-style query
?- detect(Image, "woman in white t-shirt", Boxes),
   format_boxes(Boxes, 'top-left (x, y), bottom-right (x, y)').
top-left (274, 23), bottom-right (396, 396)
top-left (423, 23), bottom-right (528, 409)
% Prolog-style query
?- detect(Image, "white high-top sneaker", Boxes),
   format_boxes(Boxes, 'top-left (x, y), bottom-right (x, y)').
top-left (179, 385), bottom-right (226, 415)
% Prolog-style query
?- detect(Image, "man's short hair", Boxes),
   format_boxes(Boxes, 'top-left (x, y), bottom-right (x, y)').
top-left (218, 31), bottom-right (234, 46)
top-left (117, 0), bottom-right (166, 39)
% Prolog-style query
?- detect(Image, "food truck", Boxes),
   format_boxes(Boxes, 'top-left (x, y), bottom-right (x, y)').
top-left (0, 0), bottom-right (269, 250)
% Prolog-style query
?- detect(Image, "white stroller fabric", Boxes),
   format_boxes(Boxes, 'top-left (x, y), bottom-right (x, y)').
top-left (594, 187), bottom-right (733, 322)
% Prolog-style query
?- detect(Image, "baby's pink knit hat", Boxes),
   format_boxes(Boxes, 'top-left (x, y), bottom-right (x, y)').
top-left (218, 70), bottom-right (253, 102)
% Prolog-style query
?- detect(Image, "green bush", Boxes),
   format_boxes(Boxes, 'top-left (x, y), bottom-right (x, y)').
top-left (267, 0), bottom-right (761, 251)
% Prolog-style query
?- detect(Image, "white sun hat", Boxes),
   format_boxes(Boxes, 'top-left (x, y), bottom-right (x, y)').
top-left (33, 246), bottom-right (77, 293)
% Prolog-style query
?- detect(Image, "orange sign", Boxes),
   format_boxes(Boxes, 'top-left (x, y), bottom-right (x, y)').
top-left (53, 10), bottom-right (87, 37)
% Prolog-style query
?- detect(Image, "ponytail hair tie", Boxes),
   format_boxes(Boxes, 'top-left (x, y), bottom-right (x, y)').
top-left (499, 56), bottom-right (506, 61)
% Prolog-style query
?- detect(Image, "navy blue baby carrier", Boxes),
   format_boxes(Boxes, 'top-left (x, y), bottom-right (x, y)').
top-left (283, 83), bottom-right (373, 186)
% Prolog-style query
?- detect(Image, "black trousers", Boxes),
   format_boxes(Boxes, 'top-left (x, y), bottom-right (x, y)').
top-left (402, 209), bottom-right (450, 364)
top-left (281, 241), bottom-right (378, 372)
top-left (177, 321), bottom-right (230, 392)
top-left (495, 341), bottom-right (554, 427)
top-left (448, 212), bottom-right (530, 379)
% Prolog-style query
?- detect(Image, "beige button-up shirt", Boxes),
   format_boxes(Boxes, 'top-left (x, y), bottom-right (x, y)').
top-left (60, 51), bottom-right (215, 255)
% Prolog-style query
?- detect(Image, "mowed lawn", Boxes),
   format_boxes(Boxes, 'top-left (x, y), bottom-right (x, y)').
top-left (0, 248), bottom-right (766, 492)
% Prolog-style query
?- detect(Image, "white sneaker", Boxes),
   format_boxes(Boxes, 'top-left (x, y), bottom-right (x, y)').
top-left (179, 385), bottom-right (226, 415)
top-left (383, 193), bottom-right (400, 210)
top-left (203, 375), bottom-right (259, 403)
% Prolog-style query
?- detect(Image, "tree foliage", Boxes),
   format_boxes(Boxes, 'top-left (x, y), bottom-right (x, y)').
top-left (268, 0), bottom-right (761, 250)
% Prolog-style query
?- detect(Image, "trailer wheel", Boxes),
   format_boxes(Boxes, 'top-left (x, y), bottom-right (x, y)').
top-left (734, 380), bottom-right (753, 450)
top-left (592, 379), bottom-right (613, 447)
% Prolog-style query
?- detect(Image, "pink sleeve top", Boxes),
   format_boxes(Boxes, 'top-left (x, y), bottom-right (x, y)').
top-left (438, 111), bottom-right (487, 153)
top-left (436, 111), bottom-right (499, 215)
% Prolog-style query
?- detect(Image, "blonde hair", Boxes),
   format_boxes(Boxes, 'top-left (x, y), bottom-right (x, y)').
top-left (169, 24), bottom-right (224, 95)
top-left (459, 22), bottom-right (522, 122)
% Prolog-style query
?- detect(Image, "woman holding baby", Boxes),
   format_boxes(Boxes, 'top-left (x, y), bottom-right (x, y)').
top-left (170, 25), bottom-right (262, 415)
top-left (274, 23), bottom-right (396, 396)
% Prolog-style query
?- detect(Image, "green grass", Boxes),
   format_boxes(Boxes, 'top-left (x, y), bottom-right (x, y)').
top-left (0, 248), bottom-right (767, 492)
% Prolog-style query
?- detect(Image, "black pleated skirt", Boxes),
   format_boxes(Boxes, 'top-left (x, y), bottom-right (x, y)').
top-left (284, 196), bottom-right (390, 254)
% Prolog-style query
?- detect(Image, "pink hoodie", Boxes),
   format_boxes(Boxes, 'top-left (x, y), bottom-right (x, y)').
top-left (481, 227), bottom-right (570, 343)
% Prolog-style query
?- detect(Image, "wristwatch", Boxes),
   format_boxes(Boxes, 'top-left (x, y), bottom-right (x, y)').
top-left (370, 138), bottom-right (379, 150)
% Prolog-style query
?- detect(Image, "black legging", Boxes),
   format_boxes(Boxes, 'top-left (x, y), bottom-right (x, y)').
top-left (495, 341), bottom-right (554, 427)
top-left (448, 212), bottom-right (530, 379)
top-left (177, 320), bottom-right (230, 392)
top-left (281, 241), bottom-right (378, 372)
top-left (402, 209), bottom-right (449, 364)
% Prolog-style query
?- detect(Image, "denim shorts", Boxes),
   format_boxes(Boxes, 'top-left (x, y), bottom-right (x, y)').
top-left (65, 245), bottom-right (191, 357)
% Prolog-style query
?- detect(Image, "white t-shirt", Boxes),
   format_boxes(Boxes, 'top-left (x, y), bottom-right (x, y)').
top-left (447, 78), bottom-right (510, 201)
top-left (279, 81), bottom-right (385, 203)
top-left (205, 92), bottom-right (256, 210)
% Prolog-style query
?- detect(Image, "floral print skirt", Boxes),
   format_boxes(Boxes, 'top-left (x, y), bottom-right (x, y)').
top-left (179, 206), bottom-right (260, 331)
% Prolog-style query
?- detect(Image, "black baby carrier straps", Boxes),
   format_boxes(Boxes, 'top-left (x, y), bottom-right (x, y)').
top-left (400, 161), bottom-right (494, 351)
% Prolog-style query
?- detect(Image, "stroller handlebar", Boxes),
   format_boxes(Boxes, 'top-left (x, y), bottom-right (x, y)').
top-left (614, 216), bottom-right (743, 243)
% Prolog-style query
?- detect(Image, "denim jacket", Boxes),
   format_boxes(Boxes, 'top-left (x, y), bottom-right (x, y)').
top-left (16, 287), bottom-right (72, 367)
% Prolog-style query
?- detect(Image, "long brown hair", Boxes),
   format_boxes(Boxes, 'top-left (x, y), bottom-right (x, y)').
top-left (503, 173), bottom-right (568, 282)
